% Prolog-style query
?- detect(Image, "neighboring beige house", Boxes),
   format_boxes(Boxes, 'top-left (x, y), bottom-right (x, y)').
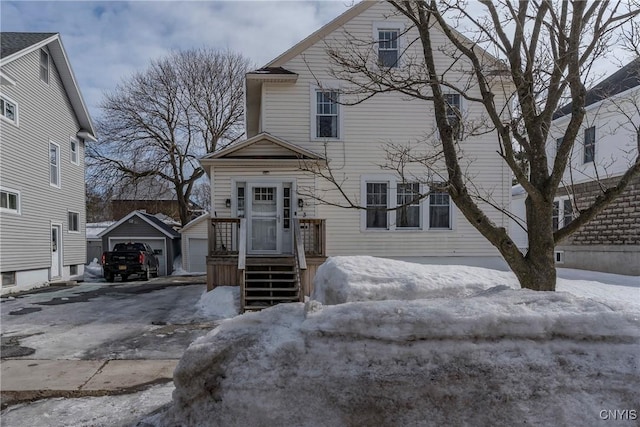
top-left (512, 58), bottom-right (639, 275)
top-left (0, 32), bottom-right (96, 294)
top-left (200, 1), bottom-right (512, 311)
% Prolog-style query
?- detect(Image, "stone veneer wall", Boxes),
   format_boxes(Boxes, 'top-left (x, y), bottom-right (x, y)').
top-left (557, 174), bottom-right (640, 275)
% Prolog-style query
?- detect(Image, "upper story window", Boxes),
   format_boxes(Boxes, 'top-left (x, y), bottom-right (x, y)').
top-left (444, 93), bottom-right (462, 139)
top-left (40, 49), bottom-right (50, 83)
top-left (0, 95), bottom-right (17, 124)
top-left (429, 188), bottom-right (451, 229)
top-left (0, 187), bottom-right (20, 214)
top-left (378, 29), bottom-right (399, 68)
top-left (68, 211), bottom-right (79, 232)
top-left (315, 90), bottom-right (339, 139)
top-left (584, 126), bottom-right (595, 163)
top-left (397, 182), bottom-right (420, 228)
top-left (50, 142), bottom-right (60, 188)
top-left (70, 138), bottom-right (79, 165)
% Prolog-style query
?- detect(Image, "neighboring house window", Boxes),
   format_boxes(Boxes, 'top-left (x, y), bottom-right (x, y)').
top-left (68, 211), bottom-right (79, 232)
top-left (378, 29), bottom-right (399, 68)
top-left (70, 138), bottom-right (79, 165)
top-left (50, 142), bottom-right (60, 187)
top-left (584, 126), bottom-right (595, 163)
top-left (552, 197), bottom-right (574, 231)
top-left (366, 182), bottom-right (388, 229)
top-left (396, 182), bottom-right (420, 228)
top-left (0, 96), bottom-right (17, 124)
top-left (444, 93), bottom-right (462, 139)
top-left (40, 49), bottom-right (49, 83)
top-left (0, 188), bottom-right (20, 214)
top-left (315, 90), bottom-right (339, 138)
top-left (429, 188), bottom-right (451, 229)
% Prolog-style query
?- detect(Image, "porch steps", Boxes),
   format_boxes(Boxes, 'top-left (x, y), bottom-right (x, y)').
top-left (243, 257), bottom-right (300, 312)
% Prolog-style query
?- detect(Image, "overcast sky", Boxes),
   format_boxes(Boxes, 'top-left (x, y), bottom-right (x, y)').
top-left (1, 0), bottom-right (352, 120)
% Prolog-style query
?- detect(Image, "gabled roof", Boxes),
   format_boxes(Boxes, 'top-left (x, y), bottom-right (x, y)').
top-left (179, 213), bottom-right (210, 234)
top-left (554, 57), bottom-right (640, 119)
top-left (97, 211), bottom-right (180, 239)
top-left (201, 132), bottom-right (325, 161)
top-left (0, 32), bottom-right (97, 141)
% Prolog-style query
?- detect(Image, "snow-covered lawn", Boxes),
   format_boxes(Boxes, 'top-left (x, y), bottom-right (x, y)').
top-left (2, 257), bottom-right (638, 426)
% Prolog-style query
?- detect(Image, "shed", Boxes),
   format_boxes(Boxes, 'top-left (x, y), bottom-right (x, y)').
top-left (179, 213), bottom-right (209, 273)
top-left (98, 211), bottom-right (181, 276)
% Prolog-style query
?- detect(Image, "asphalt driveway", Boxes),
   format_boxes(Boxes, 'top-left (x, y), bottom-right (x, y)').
top-left (1, 276), bottom-right (217, 361)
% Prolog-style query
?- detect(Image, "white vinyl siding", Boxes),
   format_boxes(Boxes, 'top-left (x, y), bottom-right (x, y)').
top-left (247, 1), bottom-right (510, 258)
top-left (1, 46), bottom-right (86, 273)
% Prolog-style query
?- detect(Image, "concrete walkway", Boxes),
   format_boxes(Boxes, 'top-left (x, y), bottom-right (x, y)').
top-left (1, 359), bottom-right (177, 405)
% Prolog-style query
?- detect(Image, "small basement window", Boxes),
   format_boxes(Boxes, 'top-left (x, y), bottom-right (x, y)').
top-left (554, 251), bottom-right (565, 264)
top-left (70, 265), bottom-right (78, 275)
top-left (2, 271), bottom-right (16, 286)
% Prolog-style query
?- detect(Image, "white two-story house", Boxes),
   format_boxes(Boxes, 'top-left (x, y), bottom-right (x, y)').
top-left (198, 1), bottom-right (512, 311)
top-left (1, 32), bottom-right (97, 294)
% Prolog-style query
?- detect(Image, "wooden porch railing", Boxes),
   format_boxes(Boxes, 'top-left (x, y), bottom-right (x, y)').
top-left (209, 218), bottom-right (240, 255)
top-left (299, 218), bottom-right (326, 257)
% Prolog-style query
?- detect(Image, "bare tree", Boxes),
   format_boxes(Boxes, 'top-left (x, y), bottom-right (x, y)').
top-left (310, 1), bottom-right (639, 290)
top-left (87, 49), bottom-right (250, 225)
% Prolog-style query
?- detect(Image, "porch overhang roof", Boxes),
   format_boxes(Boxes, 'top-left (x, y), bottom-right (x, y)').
top-left (200, 132), bottom-right (326, 166)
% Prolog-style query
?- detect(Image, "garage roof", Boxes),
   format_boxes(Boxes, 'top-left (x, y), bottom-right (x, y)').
top-left (98, 210), bottom-right (180, 239)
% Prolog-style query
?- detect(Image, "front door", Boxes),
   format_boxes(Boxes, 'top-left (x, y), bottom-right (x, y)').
top-left (247, 183), bottom-right (283, 254)
top-left (51, 225), bottom-right (61, 278)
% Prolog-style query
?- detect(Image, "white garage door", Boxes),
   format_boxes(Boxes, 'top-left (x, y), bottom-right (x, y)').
top-left (188, 238), bottom-right (207, 273)
top-left (109, 239), bottom-right (167, 276)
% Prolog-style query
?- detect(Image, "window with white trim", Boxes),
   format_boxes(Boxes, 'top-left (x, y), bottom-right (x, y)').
top-left (236, 183), bottom-right (245, 217)
top-left (314, 90), bottom-right (339, 139)
top-left (366, 182), bottom-right (388, 229)
top-left (0, 188), bottom-right (20, 214)
top-left (68, 211), bottom-right (79, 232)
top-left (396, 182), bottom-right (420, 228)
top-left (444, 93), bottom-right (462, 139)
top-left (50, 142), bottom-right (60, 187)
top-left (0, 96), bottom-right (17, 124)
top-left (377, 29), bottom-right (400, 68)
top-left (70, 138), bottom-right (79, 165)
top-left (428, 188), bottom-right (451, 229)
top-left (584, 126), bottom-right (595, 163)
top-left (553, 197), bottom-right (574, 231)
top-left (40, 49), bottom-right (49, 83)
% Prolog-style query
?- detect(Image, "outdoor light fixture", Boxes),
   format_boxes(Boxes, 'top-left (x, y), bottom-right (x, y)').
top-left (225, 199), bottom-right (231, 208)
top-left (298, 198), bottom-right (304, 208)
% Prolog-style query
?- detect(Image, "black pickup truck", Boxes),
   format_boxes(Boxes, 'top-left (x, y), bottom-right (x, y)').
top-left (101, 242), bottom-right (160, 282)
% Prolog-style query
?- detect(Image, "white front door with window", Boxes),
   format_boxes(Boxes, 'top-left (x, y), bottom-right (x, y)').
top-left (51, 224), bottom-right (61, 278)
top-left (246, 183), bottom-right (283, 254)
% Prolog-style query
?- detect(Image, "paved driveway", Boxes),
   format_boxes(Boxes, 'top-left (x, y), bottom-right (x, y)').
top-left (1, 276), bottom-right (216, 360)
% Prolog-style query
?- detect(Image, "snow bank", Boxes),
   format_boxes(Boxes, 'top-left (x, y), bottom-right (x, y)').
top-left (312, 256), bottom-right (517, 304)
top-left (161, 288), bottom-right (640, 426)
top-left (195, 286), bottom-right (240, 319)
top-left (83, 258), bottom-right (103, 281)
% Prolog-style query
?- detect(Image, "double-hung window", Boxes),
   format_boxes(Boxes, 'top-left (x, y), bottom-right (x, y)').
top-left (40, 49), bottom-right (49, 83)
top-left (429, 188), bottom-right (451, 229)
top-left (397, 183), bottom-right (420, 228)
top-left (444, 93), bottom-right (462, 139)
top-left (315, 90), bottom-right (339, 138)
top-left (70, 138), bottom-right (79, 165)
top-left (0, 188), bottom-right (20, 214)
top-left (50, 142), bottom-right (60, 187)
top-left (378, 29), bottom-right (399, 68)
top-left (366, 182), bottom-right (388, 229)
top-left (584, 126), bottom-right (595, 163)
top-left (552, 197), bottom-right (574, 231)
top-left (0, 96), bottom-right (17, 124)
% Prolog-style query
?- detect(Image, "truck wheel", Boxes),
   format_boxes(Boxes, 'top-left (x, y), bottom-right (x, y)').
top-left (105, 273), bottom-right (114, 283)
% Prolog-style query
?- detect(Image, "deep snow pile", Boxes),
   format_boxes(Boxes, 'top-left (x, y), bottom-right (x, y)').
top-left (84, 258), bottom-right (103, 280)
top-left (157, 257), bottom-right (640, 426)
top-left (195, 286), bottom-right (240, 319)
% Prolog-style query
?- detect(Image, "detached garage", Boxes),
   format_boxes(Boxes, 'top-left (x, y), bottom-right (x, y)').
top-left (98, 211), bottom-right (181, 276)
top-left (180, 214), bottom-right (209, 273)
